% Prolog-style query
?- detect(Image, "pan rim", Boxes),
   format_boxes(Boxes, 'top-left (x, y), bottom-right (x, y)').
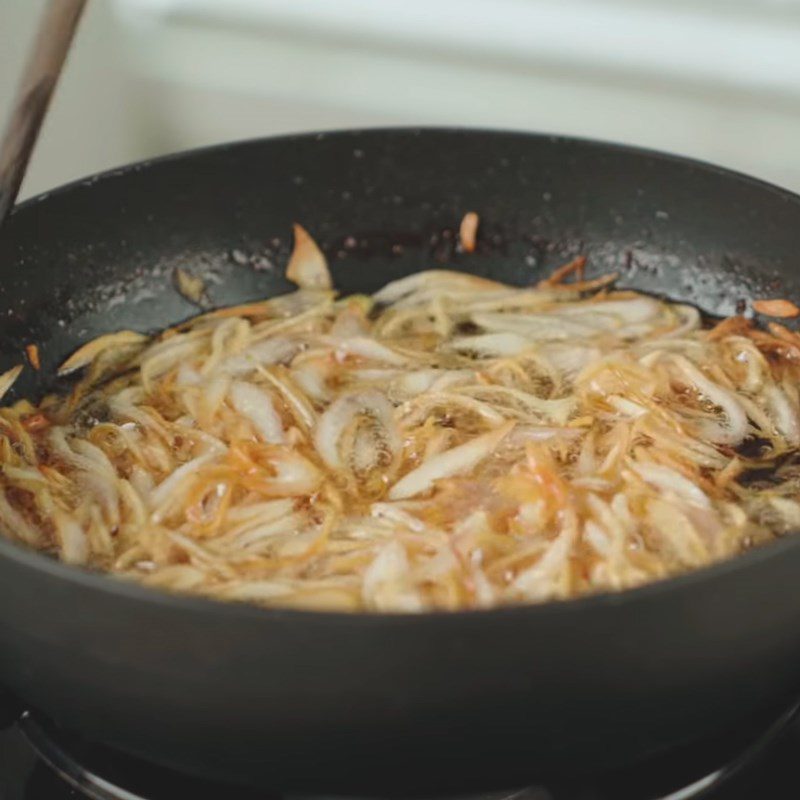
top-left (5, 124), bottom-right (800, 622)
top-left (11, 124), bottom-right (800, 218)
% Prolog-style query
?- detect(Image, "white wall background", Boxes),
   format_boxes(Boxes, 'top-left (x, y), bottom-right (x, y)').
top-left (3, 0), bottom-right (800, 198)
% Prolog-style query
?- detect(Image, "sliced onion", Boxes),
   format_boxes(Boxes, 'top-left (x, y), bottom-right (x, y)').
top-left (764, 384), bottom-right (800, 446)
top-left (372, 270), bottom-right (504, 306)
top-left (511, 509), bottom-right (578, 600)
top-left (630, 462), bottom-right (711, 509)
top-left (472, 298), bottom-right (659, 341)
top-left (661, 304), bottom-right (701, 338)
top-left (390, 369), bottom-right (473, 398)
top-left (672, 355), bottom-right (748, 445)
top-left (388, 421), bottom-right (514, 500)
top-left (140, 335), bottom-right (206, 387)
top-left (216, 581), bottom-right (294, 602)
top-left (223, 338), bottom-right (299, 376)
top-left (199, 373), bottom-right (231, 425)
top-left (0, 364), bottom-right (23, 402)
top-left (561, 296), bottom-right (659, 324)
top-left (49, 429), bottom-right (121, 526)
top-left (607, 395), bottom-right (649, 418)
top-left (141, 565), bottom-right (208, 591)
top-left (459, 212), bottom-right (479, 253)
top-left (583, 520), bottom-right (612, 556)
top-left (400, 392), bottom-right (506, 427)
top-left (176, 364), bottom-right (201, 386)
top-left (149, 451), bottom-right (221, 521)
top-left (334, 337), bottom-right (407, 366)
top-left (370, 503), bottom-right (425, 532)
top-left (472, 312), bottom-right (601, 339)
top-left (349, 368), bottom-right (402, 382)
top-left (259, 368), bottom-right (316, 430)
top-left (457, 385), bottom-right (576, 424)
top-left (646, 498), bottom-right (709, 566)
top-left (458, 288), bottom-right (555, 313)
top-left (540, 344), bottom-right (601, 377)
top-left (174, 268), bottom-right (207, 306)
top-left (362, 540), bottom-right (423, 612)
top-left (129, 465), bottom-right (155, 500)
top-left (223, 498), bottom-right (296, 533)
top-left (53, 509), bottom-right (89, 565)
top-left (230, 512), bottom-right (309, 550)
top-left (251, 290), bottom-right (334, 330)
top-left (508, 425), bottom-right (583, 444)
top-left (291, 363), bottom-right (331, 403)
top-left (257, 449), bottom-right (322, 497)
top-left (314, 391), bottom-right (400, 472)
top-left (0, 487), bottom-right (42, 546)
top-left (286, 224), bottom-right (332, 290)
top-left (229, 381), bottom-right (284, 444)
top-left (448, 332), bottom-right (531, 357)
top-left (330, 305), bottom-right (371, 339)
top-left (59, 331), bottom-right (148, 375)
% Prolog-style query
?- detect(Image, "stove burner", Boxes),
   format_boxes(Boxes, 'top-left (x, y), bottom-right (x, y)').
top-left (17, 703), bottom-right (800, 800)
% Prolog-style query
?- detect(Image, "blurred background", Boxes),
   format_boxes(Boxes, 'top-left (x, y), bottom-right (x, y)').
top-left (3, 0), bottom-right (800, 199)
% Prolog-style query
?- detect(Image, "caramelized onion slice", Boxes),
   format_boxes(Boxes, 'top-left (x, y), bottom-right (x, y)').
top-left (229, 381), bottom-right (284, 444)
top-left (0, 364), bottom-right (23, 402)
top-left (58, 331), bottom-right (148, 375)
top-left (671, 355), bottom-right (748, 445)
top-left (286, 224), bottom-right (332, 290)
top-left (372, 270), bottom-right (504, 305)
top-left (459, 212), bottom-right (479, 253)
top-left (389, 421), bottom-right (514, 500)
top-left (314, 391), bottom-right (401, 477)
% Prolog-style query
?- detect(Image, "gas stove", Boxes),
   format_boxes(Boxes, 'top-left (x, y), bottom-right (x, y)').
top-left (2, 702), bottom-right (800, 800)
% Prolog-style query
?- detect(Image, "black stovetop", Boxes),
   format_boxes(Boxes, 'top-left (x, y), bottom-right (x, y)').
top-left (3, 706), bottom-right (800, 800)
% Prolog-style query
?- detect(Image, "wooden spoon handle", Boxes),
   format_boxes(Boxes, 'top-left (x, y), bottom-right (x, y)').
top-left (0, 0), bottom-right (88, 225)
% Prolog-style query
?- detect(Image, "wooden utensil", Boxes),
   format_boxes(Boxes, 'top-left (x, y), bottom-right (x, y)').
top-left (0, 0), bottom-right (87, 224)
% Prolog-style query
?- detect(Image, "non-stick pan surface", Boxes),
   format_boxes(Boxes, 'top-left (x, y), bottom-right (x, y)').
top-left (1, 128), bottom-right (800, 795)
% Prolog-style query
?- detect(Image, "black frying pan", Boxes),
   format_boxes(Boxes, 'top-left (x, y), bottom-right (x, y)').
top-left (1, 128), bottom-right (800, 795)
